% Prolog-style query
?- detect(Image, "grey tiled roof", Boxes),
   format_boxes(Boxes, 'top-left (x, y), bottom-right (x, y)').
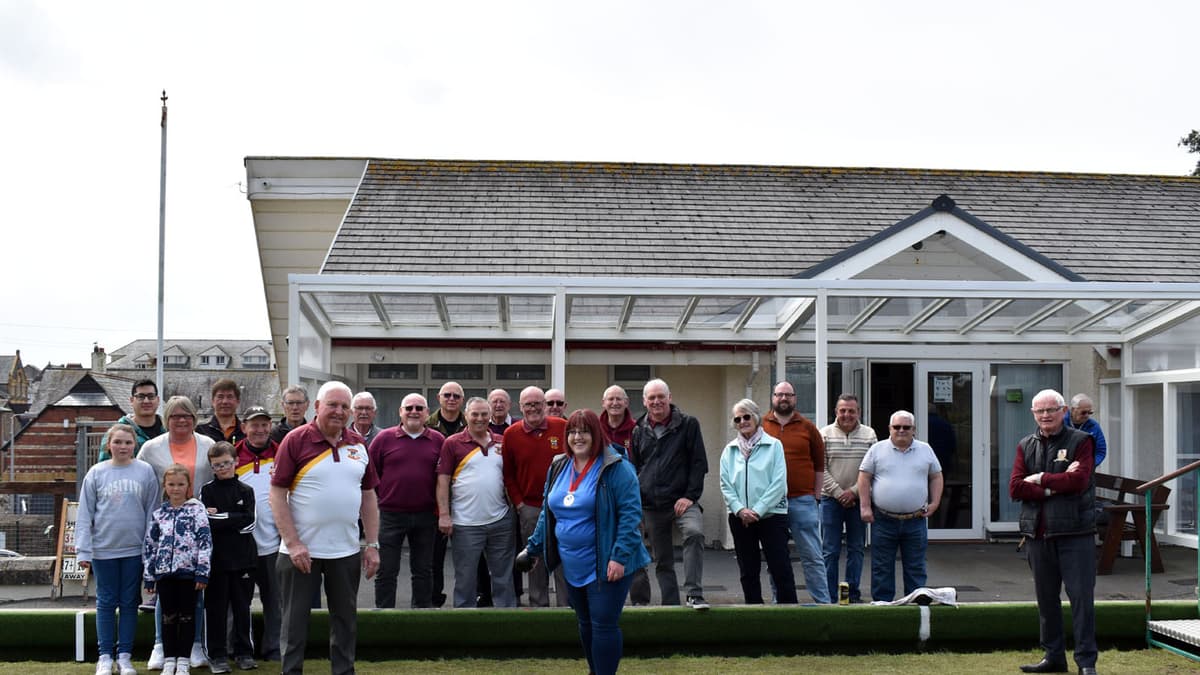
top-left (107, 340), bottom-right (274, 369)
top-left (326, 160), bottom-right (1200, 283)
top-left (29, 370), bottom-right (136, 417)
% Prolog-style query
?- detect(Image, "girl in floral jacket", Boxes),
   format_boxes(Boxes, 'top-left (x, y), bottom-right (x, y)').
top-left (143, 464), bottom-right (212, 675)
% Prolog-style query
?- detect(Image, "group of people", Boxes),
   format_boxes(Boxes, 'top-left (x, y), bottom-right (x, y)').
top-left (74, 373), bottom-right (1107, 675)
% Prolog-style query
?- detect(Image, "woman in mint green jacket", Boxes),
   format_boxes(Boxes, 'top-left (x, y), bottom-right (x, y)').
top-left (720, 398), bottom-right (796, 604)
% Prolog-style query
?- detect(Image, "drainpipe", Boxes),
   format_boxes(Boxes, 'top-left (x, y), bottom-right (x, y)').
top-left (745, 351), bottom-right (760, 401)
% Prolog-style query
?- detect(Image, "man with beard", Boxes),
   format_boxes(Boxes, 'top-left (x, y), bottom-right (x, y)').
top-left (761, 380), bottom-right (830, 603)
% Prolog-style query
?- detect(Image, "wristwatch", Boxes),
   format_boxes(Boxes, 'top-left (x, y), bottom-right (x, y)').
top-left (364, 542), bottom-right (380, 549)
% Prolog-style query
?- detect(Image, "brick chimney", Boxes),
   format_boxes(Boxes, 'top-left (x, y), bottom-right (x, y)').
top-left (91, 344), bottom-right (106, 373)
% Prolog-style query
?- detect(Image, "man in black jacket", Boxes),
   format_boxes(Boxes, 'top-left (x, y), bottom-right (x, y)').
top-left (1009, 389), bottom-right (1097, 675)
top-left (630, 378), bottom-right (709, 609)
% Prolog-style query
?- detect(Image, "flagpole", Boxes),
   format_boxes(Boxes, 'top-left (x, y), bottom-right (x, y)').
top-left (156, 91), bottom-right (168, 403)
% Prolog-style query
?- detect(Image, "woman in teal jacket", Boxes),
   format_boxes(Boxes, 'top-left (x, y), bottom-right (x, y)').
top-left (523, 409), bottom-right (651, 675)
top-left (720, 398), bottom-right (796, 604)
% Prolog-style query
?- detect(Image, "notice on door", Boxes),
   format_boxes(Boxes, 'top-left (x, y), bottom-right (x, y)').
top-left (932, 375), bottom-right (954, 404)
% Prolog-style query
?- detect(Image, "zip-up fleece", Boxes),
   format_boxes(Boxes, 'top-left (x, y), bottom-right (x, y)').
top-left (719, 433), bottom-right (789, 517)
top-left (143, 498), bottom-right (212, 587)
top-left (526, 445), bottom-right (651, 580)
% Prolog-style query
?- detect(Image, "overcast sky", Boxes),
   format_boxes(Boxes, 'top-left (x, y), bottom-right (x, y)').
top-left (2, 1), bottom-right (1197, 369)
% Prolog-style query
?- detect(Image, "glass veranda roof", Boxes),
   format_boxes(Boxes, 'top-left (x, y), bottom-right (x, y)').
top-left (291, 275), bottom-right (1200, 345)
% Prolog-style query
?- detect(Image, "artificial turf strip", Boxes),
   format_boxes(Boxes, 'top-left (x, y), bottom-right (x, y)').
top-left (3, 602), bottom-right (1197, 661)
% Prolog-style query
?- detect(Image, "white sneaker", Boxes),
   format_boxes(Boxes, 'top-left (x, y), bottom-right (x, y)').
top-left (117, 652), bottom-right (137, 675)
top-left (161, 658), bottom-right (176, 675)
top-left (147, 643), bottom-right (165, 671)
top-left (188, 642), bottom-right (208, 668)
top-left (96, 654), bottom-right (114, 675)
top-left (175, 661), bottom-right (190, 675)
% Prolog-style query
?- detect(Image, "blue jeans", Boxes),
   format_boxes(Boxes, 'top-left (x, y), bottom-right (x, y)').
top-left (869, 512), bottom-right (928, 602)
top-left (821, 497), bottom-right (866, 602)
top-left (93, 556), bottom-right (143, 657)
top-left (566, 573), bottom-right (635, 675)
top-left (787, 495), bottom-right (831, 603)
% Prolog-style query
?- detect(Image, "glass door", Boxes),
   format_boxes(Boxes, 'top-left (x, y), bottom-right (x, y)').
top-left (918, 363), bottom-right (986, 539)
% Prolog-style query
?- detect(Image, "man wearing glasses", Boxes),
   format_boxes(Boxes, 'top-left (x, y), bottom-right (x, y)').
top-left (426, 382), bottom-right (466, 606)
top-left (503, 386), bottom-right (569, 606)
top-left (351, 391), bottom-right (383, 447)
top-left (545, 389), bottom-right (568, 419)
top-left (857, 410), bottom-right (943, 602)
top-left (271, 386), bottom-right (309, 445)
top-left (1010, 390), bottom-right (1097, 675)
top-left (98, 379), bottom-right (165, 461)
top-left (762, 381), bottom-right (830, 603)
top-left (1065, 394), bottom-right (1107, 467)
top-left (368, 393), bottom-right (444, 608)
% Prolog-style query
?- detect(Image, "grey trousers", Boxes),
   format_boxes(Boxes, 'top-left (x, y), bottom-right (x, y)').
top-left (517, 504), bottom-right (568, 607)
top-left (277, 552), bottom-right (361, 675)
top-left (642, 504), bottom-right (705, 604)
top-left (451, 510), bottom-right (516, 608)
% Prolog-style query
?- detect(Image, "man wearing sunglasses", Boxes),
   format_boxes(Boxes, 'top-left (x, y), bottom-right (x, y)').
top-left (1065, 394), bottom-right (1107, 467)
top-left (426, 382), bottom-right (466, 607)
top-left (857, 410), bottom-right (943, 602)
top-left (368, 393), bottom-right (444, 608)
top-left (545, 389), bottom-right (568, 419)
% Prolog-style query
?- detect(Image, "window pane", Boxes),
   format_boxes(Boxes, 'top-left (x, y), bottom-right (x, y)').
top-left (495, 364), bottom-right (546, 381)
top-left (614, 365), bottom-right (652, 382)
top-left (368, 364), bottom-right (419, 380)
top-left (431, 364), bottom-right (484, 381)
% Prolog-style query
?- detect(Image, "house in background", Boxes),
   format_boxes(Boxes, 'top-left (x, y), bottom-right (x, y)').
top-left (100, 340), bottom-right (281, 417)
top-left (244, 157), bottom-right (1200, 548)
top-left (0, 368), bottom-right (134, 551)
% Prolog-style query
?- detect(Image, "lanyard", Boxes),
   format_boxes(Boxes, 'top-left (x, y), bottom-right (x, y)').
top-left (567, 454), bottom-right (598, 494)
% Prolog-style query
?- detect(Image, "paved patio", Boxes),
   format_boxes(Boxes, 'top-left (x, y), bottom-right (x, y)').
top-left (3, 542), bottom-right (1196, 610)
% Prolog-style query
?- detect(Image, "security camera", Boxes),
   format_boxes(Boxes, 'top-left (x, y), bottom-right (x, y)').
top-left (912, 241), bottom-right (924, 251)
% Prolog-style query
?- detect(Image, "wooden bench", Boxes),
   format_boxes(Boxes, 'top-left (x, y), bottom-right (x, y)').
top-left (1094, 472), bottom-right (1170, 575)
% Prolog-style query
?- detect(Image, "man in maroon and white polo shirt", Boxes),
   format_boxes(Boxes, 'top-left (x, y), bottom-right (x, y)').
top-left (437, 397), bottom-right (515, 608)
top-left (269, 381), bottom-right (380, 674)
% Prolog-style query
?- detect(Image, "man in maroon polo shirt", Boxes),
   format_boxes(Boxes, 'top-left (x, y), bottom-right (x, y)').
top-left (503, 386), bottom-right (569, 607)
top-left (368, 392), bottom-right (444, 609)
top-left (268, 381), bottom-right (380, 674)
